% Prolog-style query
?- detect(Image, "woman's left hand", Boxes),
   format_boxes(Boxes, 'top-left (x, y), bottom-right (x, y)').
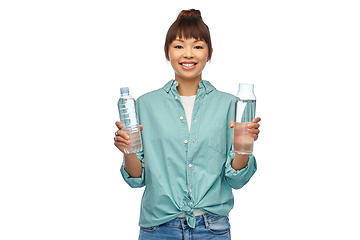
top-left (230, 117), bottom-right (261, 141)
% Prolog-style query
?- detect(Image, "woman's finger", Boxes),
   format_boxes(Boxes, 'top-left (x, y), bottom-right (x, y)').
top-left (252, 117), bottom-right (261, 123)
top-left (114, 135), bottom-right (130, 144)
top-left (248, 128), bottom-right (260, 134)
top-left (115, 121), bottom-right (124, 130)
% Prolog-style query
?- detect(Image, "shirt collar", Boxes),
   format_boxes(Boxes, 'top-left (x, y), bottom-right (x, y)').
top-left (163, 80), bottom-right (215, 94)
top-left (199, 80), bottom-right (215, 94)
top-left (163, 80), bottom-right (177, 93)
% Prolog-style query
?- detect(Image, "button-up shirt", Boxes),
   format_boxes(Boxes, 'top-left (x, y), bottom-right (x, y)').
top-left (120, 80), bottom-right (257, 228)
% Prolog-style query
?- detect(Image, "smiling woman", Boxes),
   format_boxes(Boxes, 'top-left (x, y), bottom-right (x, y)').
top-left (164, 9), bottom-right (213, 61)
top-left (115, 9), bottom-right (260, 240)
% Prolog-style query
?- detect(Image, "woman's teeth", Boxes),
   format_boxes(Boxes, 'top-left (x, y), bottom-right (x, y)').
top-left (181, 63), bottom-right (195, 67)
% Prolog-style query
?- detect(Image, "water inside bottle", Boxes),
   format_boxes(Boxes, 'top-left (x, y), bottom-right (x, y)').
top-left (233, 122), bottom-right (253, 155)
top-left (235, 99), bottom-right (256, 123)
top-left (118, 94), bottom-right (143, 153)
top-left (118, 98), bottom-right (138, 127)
top-left (122, 128), bottom-right (142, 154)
top-left (234, 99), bottom-right (256, 154)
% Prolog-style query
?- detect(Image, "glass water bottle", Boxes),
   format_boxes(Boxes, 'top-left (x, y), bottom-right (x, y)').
top-left (233, 83), bottom-right (256, 155)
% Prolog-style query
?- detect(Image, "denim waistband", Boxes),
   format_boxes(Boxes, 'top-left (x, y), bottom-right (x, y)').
top-left (163, 214), bottom-right (224, 228)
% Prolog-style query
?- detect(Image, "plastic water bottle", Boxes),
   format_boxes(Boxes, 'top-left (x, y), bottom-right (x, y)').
top-left (118, 87), bottom-right (142, 154)
top-left (233, 83), bottom-right (256, 154)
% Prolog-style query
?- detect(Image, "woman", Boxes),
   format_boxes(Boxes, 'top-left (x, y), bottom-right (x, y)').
top-left (114, 9), bottom-right (261, 239)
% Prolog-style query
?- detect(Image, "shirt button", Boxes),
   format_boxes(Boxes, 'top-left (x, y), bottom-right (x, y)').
top-left (180, 116), bottom-right (184, 120)
top-left (189, 164), bottom-right (192, 168)
top-left (189, 189), bottom-right (192, 193)
top-left (184, 140), bottom-right (188, 144)
top-left (194, 118), bottom-right (197, 122)
top-left (175, 96), bottom-right (178, 100)
top-left (166, 88), bottom-right (169, 91)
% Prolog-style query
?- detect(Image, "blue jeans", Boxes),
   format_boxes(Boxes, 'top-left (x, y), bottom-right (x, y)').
top-left (139, 214), bottom-right (231, 240)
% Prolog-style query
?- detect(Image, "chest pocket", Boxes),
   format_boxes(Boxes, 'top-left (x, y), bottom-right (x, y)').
top-left (208, 121), bottom-right (227, 155)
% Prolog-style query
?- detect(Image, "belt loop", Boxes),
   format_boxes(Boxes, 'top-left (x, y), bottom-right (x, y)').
top-left (203, 214), bottom-right (209, 229)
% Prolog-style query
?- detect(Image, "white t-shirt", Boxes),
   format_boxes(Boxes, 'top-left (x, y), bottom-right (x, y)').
top-left (180, 95), bottom-right (196, 132)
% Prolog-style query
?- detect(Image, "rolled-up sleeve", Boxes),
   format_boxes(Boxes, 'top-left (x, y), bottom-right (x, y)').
top-left (120, 152), bottom-right (145, 188)
top-left (224, 152), bottom-right (257, 190)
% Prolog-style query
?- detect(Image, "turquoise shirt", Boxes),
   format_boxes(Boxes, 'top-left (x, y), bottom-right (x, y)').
top-left (120, 80), bottom-right (257, 228)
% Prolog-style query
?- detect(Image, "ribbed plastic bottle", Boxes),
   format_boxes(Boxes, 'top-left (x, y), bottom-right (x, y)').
top-left (233, 83), bottom-right (256, 154)
top-left (117, 87), bottom-right (142, 154)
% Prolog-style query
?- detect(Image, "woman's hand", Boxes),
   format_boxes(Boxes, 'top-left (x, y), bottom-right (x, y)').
top-left (114, 121), bottom-right (143, 153)
top-left (230, 117), bottom-right (261, 141)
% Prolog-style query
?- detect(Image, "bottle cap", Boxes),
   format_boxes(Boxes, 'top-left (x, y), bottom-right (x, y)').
top-left (120, 87), bottom-right (129, 94)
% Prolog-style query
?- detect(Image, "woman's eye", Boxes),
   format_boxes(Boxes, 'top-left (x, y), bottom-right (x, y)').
top-left (175, 45), bottom-right (183, 49)
top-left (195, 46), bottom-right (203, 49)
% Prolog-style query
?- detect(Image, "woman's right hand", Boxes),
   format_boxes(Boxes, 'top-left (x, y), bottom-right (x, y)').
top-left (114, 121), bottom-right (143, 153)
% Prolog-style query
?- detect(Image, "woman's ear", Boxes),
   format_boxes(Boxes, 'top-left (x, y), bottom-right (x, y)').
top-left (164, 46), bottom-right (170, 61)
top-left (207, 47), bottom-right (213, 61)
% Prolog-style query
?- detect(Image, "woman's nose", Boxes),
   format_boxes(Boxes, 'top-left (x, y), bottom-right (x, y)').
top-left (183, 48), bottom-right (193, 58)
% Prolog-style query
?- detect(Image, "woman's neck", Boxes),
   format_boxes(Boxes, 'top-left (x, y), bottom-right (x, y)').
top-left (175, 76), bottom-right (201, 96)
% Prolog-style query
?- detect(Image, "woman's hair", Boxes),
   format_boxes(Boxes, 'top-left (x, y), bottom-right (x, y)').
top-left (164, 9), bottom-right (213, 60)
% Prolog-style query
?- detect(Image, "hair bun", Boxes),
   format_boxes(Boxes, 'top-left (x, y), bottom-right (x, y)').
top-left (177, 9), bottom-right (202, 20)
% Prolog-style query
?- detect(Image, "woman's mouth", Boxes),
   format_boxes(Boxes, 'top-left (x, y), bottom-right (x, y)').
top-left (180, 62), bottom-right (197, 69)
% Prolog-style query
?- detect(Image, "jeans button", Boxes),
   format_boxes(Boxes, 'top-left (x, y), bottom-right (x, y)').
top-left (184, 220), bottom-right (187, 225)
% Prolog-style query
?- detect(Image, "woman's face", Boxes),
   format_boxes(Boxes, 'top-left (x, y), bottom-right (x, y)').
top-left (168, 37), bottom-right (210, 82)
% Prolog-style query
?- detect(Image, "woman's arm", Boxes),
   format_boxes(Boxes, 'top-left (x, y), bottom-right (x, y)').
top-left (231, 154), bottom-right (250, 171)
top-left (114, 121), bottom-right (143, 178)
top-left (123, 153), bottom-right (143, 178)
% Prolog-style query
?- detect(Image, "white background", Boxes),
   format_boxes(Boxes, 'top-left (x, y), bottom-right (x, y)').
top-left (1, 0), bottom-right (359, 239)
